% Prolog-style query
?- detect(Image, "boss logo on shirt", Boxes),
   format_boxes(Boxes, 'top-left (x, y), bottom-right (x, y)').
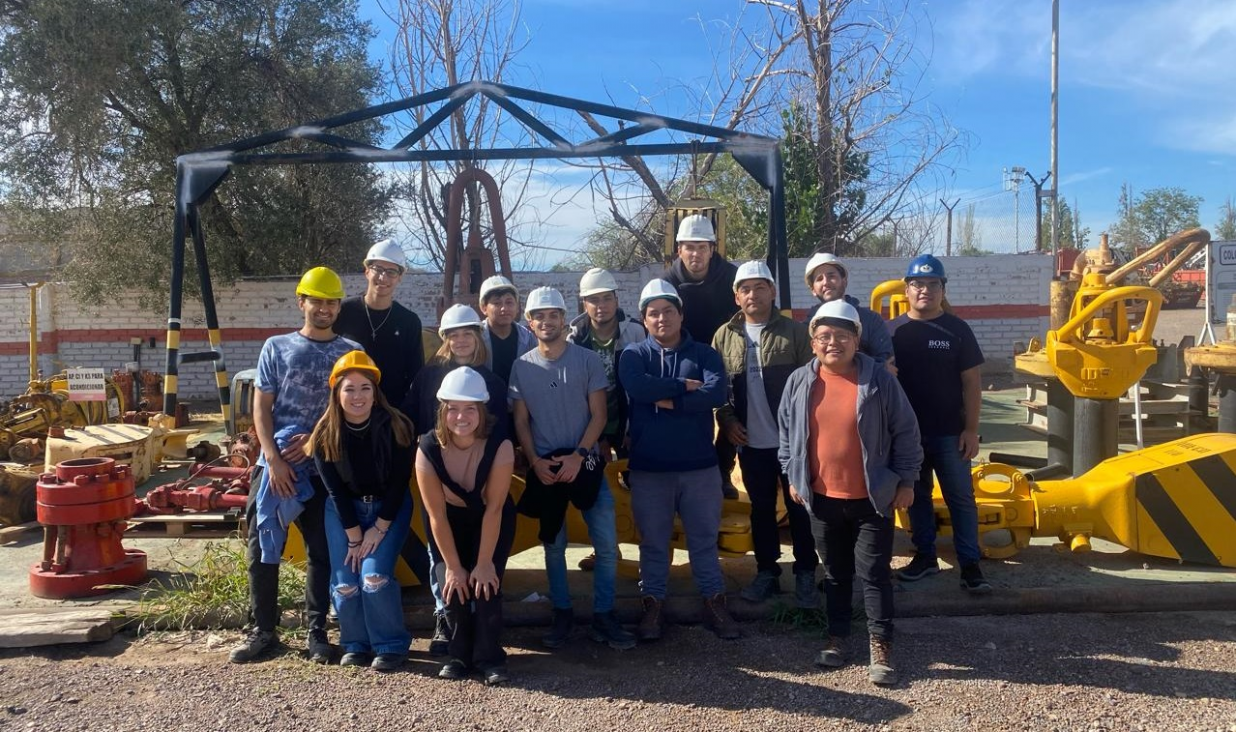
top-left (928, 339), bottom-right (951, 350)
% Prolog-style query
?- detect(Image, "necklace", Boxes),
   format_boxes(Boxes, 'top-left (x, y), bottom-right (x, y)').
top-left (344, 418), bottom-right (371, 433)
top-left (364, 302), bottom-right (393, 339)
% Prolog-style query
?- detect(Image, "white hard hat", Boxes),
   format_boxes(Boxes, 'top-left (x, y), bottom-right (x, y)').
top-left (804, 251), bottom-right (847, 287)
top-left (524, 286), bottom-right (567, 316)
top-left (809, 299), bottom-right (862, 338)
top-left (579, 268), bottom-right (619, 298)
top-left (733, 260), bottom-right (775, 292)
top-left (438, 304), bottom-right (483, 338)
top-left (479, 275), bottom-right (518, 305)
top-left (675, 214), bottom-right (716, 243)
top-left (436, 366), bottom-right (490, 402)
top-left (638, 279), bottom-right (682, 311)
top-left (364, 239), bottom-right (406, 271)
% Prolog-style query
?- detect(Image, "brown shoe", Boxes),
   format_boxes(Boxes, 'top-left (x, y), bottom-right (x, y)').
top-left (815, 635), bottom-right (846, 668)
top-left (703, 593), bottom-right (741, 640)
top-left (868, 636), bottom-right (897, 685)
top-left (638, 595), bottom-right (664, 641)
top-left (578, 552), bottom-right (597, 571)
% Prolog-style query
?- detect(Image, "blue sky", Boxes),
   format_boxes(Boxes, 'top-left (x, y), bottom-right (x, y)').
top-left (357, 0), bottom-right (1236, 260)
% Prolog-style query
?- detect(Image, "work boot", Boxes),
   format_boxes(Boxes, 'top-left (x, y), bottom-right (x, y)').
top-left (541, 608), bottom-right (574, 649)
top-left (959, 562), bottom-right (992, 594)
top-left (589, 611), bottom-right (637, 650)
top-left (814, 636), bottom-right (847, 668)
top-left (438, 659), bottom-right (468, 680)
top-left (721, 476), bottom-right (740, 500)
top-left (228, 628), bottom-right (277, 664)
top-left (868, 636), bottom-right (897, 686)
top-left (339, 652), bottom-right (371, 668)
top-left (480, 664), bottom-right (510, 686)
top-left (794, 571), bottom-right (820, 609)
top-left (429, 611), bottom-right (450, 657)
top-left (740, 570), bottom-right (782, 602)
top-left (637, 595), bottom-right (665, 641)
top-left (578, 552), bottom-right (597, 571)
top-left (703, 593), bottom-right (741, 640)
top-left (371, 653), bottom-right (405, 672)
top-left (896, 553), bottom-right (940, 582)
top-left (307, 630), bottom-right (332, 665)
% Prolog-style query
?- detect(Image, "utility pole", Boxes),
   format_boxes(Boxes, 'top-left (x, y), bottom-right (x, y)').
top-left (940, 198), bottom-right (960, 256)
top-left (1025, 170), bottom-right (1052, 252)
top-left (1050, 0), bottom-right (1060, 258)
top-left (1004, 166), bottom-right (1026, 253)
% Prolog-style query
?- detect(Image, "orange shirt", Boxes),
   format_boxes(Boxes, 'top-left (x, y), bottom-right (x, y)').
top-left (807, 366), bottom-right (867, 500)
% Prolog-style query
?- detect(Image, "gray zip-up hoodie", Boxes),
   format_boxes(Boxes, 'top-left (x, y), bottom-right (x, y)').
top-left (777, 351), bottom-right (922, 516)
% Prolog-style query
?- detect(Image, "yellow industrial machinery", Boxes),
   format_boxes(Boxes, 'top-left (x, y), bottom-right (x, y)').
top-left (900, 433), bottom-right (1236, 568)
top-left (1, 374), bottom-right (128, 462)
top-left (868, 278), bottom-right (951, 320)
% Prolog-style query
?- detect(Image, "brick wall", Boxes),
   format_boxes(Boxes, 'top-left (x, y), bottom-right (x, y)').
top-left (0, 254), bottom-right (1051, 399)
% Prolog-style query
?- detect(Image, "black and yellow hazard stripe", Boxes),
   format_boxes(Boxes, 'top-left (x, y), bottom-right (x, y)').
top-left (1134, 452), bottom-right (1236, 567)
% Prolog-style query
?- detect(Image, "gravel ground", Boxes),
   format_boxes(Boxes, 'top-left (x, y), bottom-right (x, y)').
top-left (2, 611), bottom-right (1235, 732)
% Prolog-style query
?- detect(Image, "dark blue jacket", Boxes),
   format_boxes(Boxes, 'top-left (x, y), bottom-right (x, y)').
top-left (618, 332), bottom-right (727, 472)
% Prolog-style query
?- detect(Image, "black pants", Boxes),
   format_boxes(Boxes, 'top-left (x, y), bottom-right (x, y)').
top-left (245, 469), bottom-right (331, 635)
top-left (738, 446), bottom-right (817, 575)
top-left (809, 494), bottom-right (894, 640)
top-left (443, 498), bottom-right (517, 669)
top-left (716, 431), bottom-right (736, 486)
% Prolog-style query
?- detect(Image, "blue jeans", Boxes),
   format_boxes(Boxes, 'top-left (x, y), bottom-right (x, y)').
top-left (909, 435), bottom-right (981, 566)
top-left (544, 478), bottom-right (618, 613)
top-left (629, 467), bottom-right (725, 599)
top-left (324, 496), bottom-right (413, 655)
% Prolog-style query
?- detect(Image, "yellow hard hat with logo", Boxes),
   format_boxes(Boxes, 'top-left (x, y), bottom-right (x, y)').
top-left (296, 266), bottom-right (346, 300)
top-left (329, 350), bottom-right (381, 388)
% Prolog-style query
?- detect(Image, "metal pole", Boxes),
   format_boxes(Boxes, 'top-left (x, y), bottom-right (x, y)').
top-left (1074, 397), bottom-right (1118, 476)
top-left (28, 283), bottom-right (41, 383)
top-left (1050, 0), bottom-right (1060, 258)
top-left (1046, 379), bottom-right (1075, 474)
top-left (1026, 171), bottom-right (1050, 253)
top-left (940, 198), bottom-right (959, 256)
top-left (1218, 374), bottom-right (1236, 434)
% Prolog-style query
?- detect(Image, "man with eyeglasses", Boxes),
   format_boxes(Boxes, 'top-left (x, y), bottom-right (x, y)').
top-left (802, 250), bottom-right (894, 369)
top-left (335, 240), bottom-right (424, 410)
top-left (712, 261), bottom-right (817, 607)
top-left (888, 254), bottom-right (991, 594)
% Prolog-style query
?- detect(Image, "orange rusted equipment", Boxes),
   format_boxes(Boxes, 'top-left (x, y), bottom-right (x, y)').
top-left (30, 457), bottom-right (147, 599)
top-left (438, 167), bottom-right (514, 318)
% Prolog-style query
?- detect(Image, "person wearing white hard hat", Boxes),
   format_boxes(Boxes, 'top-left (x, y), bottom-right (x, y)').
top-left (415, 366), bottom-right (518, 686)
top-left (335, 239), bottom-right (425, 407)
top-left (711, 261), bottom-right (818, 607)
top-left (803, 250), bottom-right (894, 369)
top-left (509, 286), bottom-right (636, 652)
top-left (778, 299), bottom-right (922, 687)
top-left (618, 278), bottom-right (739, 641)
top-left (477, 275), bottom-right (535, 385)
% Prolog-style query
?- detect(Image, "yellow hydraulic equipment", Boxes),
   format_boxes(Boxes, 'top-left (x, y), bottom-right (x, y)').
top-left (1, 374), bottom-right (128, 462)
top-left (868, 279), bottom-right (951, 320)
top-left (899, 433), bottom-right (1236, 567)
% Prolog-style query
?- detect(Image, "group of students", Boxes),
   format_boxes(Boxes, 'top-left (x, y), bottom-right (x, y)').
top-left (231, 215), bottom-right (990, 689)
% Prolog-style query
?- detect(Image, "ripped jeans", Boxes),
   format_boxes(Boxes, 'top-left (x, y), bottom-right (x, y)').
top-left (324, 495), bottom-right (413, 656)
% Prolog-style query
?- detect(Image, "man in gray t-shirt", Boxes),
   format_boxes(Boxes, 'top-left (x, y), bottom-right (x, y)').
top-left (509, 286), bottom-right (635, 652)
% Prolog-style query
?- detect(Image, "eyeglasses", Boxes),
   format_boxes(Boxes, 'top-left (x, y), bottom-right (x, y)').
top-left (367, 264), bottom-right (402, 280)
top-left (811, 332), bottom-right (854, 345)
top-left (907, 280), bottom-right (943, 292)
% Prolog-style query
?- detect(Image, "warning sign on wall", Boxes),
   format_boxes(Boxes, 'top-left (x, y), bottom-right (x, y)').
top-left (66, 368), bottom-right (107, 402)
top-left (1206, 241), bottom-right (1236, 327)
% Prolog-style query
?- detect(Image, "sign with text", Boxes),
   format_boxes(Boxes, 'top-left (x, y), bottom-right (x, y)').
top-left (1207, 241), bottom-right (1236, 326)
top-left (66, 368), bottom-right (107, 402)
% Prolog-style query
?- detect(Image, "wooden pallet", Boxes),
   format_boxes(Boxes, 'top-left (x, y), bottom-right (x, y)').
top-left (127, 510), bottom-right (243, 538)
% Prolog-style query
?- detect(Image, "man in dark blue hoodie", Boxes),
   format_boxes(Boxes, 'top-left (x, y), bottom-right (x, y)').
top-left (618, 278), bottom-right (739, 642)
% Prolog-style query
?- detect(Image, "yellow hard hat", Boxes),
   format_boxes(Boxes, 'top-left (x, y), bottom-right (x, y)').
top-left (329, 350), bottom-right (381, 389)
top-left (296, 266), bottom-right (346, 300)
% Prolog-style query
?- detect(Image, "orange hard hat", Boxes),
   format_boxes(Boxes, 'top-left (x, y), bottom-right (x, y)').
top-left (329, 350), bottom-right (381, 389)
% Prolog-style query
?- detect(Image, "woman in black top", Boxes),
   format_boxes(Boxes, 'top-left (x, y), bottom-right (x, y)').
top-left (308, 351), bottom-right (414, 671)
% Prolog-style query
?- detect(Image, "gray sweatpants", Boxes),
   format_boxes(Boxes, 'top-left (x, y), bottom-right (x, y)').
top-left (629, 467), bottom-right (725, 599)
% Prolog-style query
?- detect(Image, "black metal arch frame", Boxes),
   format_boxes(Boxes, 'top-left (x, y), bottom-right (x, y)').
top-left (163, 79), bottom-right (788, 418)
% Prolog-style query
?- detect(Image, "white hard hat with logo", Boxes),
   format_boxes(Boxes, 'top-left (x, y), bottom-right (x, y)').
top-left (479, 275), bottom-right (518, 305)
top-left (524, 286), bottom-right (567, 317)
top-left (676, 214), bottom-right (716, 243)
top-left (804, 252), bottom-right (847, 287)
top-left (436, 366), bottom-right (490, 402)
top-left (638, 279), bottom-right (682, 311)
top-left (438, 304), bottom-right (483, 338)
top-left (809, 299), bottom-right (863, 338)
top-left (364, 239), bottom-right (406, 271)
top-left (579, 268), bottom-right (619, 298)
top-left (733, 260), bottom-right (775, 292)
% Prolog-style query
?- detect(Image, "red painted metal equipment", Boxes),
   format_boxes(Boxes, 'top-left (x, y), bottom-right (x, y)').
top-left (30, 457), bottom-right (148, 599)
top-left (138, 462), bottom-right (250, 515)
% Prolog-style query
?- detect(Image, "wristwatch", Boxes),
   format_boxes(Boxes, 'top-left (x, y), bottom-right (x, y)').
top-left (575, 447), bottom-right (589, 458)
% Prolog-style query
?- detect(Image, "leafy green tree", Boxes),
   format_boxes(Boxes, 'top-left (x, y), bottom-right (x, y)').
top-left (1109, 182), bottom-right (1147, 254)
top-left (0, 0), bottom-right (389, 306)
top-left (1134, 186), bottom-right (1202, 246)
top-left (1039, 199), bottom-right (1091, 250)
top-left (1215, 196), bottom-right (1236, 241)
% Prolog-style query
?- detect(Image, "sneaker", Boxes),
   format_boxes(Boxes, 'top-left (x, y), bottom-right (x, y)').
top-left (307, 631), bottom-right (332, 665)
top-left (589, 611), bottom-right (637, 650)
top-left (541, 608), bottom-right (574, 649)
top-left (814, 636), bottom-right (847, 668)
top-left (577, 552), bottom-right (597, 571)
top-left (794, 571), bottom-right (820, 609)
top-left (703, 593), bottom-right (741, 640)
top-left (896, 554), bottom-right (940, 582)
top-left (340, 652), bottom-right (371, 668)
top-left (959, 563), bottom-right (992, 594)
top-left (438, 659), bottom-right (468, 680)
top-left (868, 636), bottom-right (897, 686)
top-left (480, 664), bottom-right (510, 686)
top-left (637, 595), bottom-right (664, 642)
top-left (228, 629), bottom-right (277, 664)
top-left (721, 477), bottom-right (740, 500)
top-left (740, 570), bottom-right (782, 602)
top-left (371, 653), bottom-right (405, 672)
top-left (429, 611), bottom-right (450, 657)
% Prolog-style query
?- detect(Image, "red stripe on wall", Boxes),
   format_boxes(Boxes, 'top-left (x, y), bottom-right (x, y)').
top-left (0, 327), bottom-right (292, 356)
